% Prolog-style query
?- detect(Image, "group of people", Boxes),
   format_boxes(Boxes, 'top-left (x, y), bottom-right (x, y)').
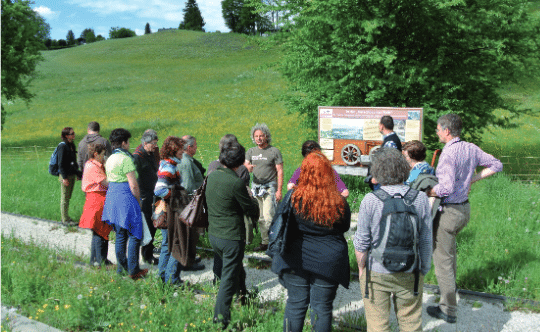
top-left (352, 114), bottom-right (502, 332)
top-left (55, 113), bottom-right (502, 331)
top-left (56, 123), bottom-right (206, 281)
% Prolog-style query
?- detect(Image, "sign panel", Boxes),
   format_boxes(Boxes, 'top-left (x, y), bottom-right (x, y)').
top-left (318, 106), bottom-right (424, 168)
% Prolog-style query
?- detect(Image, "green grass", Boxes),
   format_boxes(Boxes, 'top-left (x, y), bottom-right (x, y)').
top-left (1, 235), bottom-right (367, 331)
top-left (0, 235), bottom-right (287, 331)
top-left (2, 28), bottom-right (540, 313)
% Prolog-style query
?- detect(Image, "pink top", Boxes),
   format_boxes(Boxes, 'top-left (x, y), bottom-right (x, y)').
top-left (82, 159), bottom-right (108, 193)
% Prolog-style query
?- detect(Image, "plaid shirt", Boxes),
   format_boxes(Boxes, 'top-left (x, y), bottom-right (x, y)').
top-left (433, 138), bottom-right (503, 204)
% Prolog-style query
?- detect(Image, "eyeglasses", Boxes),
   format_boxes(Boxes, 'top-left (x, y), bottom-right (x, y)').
top-left (68, 132), bottom-right (75, 135)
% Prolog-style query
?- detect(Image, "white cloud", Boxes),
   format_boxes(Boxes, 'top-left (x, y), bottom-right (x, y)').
top-left (134, 29), bottom-right (144, 36)
top-left (33, 6), bottom-right (60, 20)
top-left (199, 1), bottom-right (229, 32)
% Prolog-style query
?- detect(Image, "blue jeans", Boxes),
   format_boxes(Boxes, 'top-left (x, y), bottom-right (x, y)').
top-left (90, 231), bottom-right (109, 265)
top-left (114, 225), bottom-right (142, 275)
top-left (280, 270), bottom-right (339, 332)
top-left (157, 229), bottom-right (182, 284)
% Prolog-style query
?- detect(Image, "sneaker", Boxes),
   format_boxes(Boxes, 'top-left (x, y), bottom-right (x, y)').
top-left (427, 306), bottom-right (456, 324)
top-left (129, 269), bottom-right (149, 281)
top-left (253, 244), bottom-right (268, 252)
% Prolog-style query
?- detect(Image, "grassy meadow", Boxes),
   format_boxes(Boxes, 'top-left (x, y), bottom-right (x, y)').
top-left (2, 28), bottom-right (540, 317)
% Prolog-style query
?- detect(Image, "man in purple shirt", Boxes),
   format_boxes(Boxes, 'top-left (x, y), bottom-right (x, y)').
top-left (427, 113), bottom-right (503, 324)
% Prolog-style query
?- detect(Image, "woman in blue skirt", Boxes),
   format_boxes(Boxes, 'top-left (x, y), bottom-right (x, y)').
top-left (102, 128), bottom-right (148, 280)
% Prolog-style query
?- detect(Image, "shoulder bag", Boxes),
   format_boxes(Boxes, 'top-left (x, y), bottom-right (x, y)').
top-left (179, 177), bottom-right (209, 229)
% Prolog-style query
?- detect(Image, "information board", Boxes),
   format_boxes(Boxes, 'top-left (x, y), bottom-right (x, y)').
top-left (318, 106), bottom-right (423, 170)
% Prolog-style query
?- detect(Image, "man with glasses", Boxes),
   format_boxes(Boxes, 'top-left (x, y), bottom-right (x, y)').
top-left (134, 129), bottom-right (160, 265)
top-left (427, 113), bottom-right (502, 324)
top-left (78, 121), bottom-right (113, 173)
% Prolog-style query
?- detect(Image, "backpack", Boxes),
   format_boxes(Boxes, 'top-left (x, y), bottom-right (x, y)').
top-left (48, 142), bottom-right (66, 176)
top-left (365, 188), bottom-right (421, 297)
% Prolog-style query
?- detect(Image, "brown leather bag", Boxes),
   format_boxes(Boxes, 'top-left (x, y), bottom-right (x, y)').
top-left (152, 198), bottom-right (168, 229)
top-left (179, 177), bottom-right (209, 229)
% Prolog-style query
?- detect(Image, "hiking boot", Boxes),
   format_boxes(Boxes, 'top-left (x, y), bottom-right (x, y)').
top-left (427, 306), bottom-right (456, 324)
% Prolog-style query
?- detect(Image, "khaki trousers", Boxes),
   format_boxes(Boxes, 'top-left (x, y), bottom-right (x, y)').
top-left (256, 187), bottom-right (276, 245)
top-left (59, 174), bottom-right (76, 222)
top-left (360, 270), bottom-right (424, 332)
top-left (432, 203), bottom-right (470, 317)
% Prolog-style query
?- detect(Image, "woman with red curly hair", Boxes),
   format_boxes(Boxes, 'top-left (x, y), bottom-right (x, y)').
top-left (271, 151), bottom-right (351, 332)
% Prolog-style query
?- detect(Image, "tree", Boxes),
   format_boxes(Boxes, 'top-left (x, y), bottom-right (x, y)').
top-left (180, 0), bottom-right (205, 32)
top-left (80, 28), bottom-right (96, 43)
top-left (1, 0), bottom-right (48, 128)
top-left (222, 0), bottom-right (266, 35)
top-left (66, 29), bottom-right (76, 46)
top-left (95, 35), bottom-right (105, 41)
top-left (109, 27), bottom-right (136, 39)
top-left (274, 0), bottom-right (540, 146)
top-left (145, 23), bottom-right (151, 35)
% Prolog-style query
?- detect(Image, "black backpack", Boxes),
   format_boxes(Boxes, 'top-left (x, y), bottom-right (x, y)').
top-left (365, 188), bottom-right (421, 297)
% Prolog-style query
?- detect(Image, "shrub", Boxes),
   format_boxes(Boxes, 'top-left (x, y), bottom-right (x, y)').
top-left (109, 27), bottom-right (136, 39)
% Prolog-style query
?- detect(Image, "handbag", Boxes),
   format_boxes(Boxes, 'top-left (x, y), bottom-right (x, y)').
top-left (179, 177), bottom-right (209, 228)
top-left (152, 198), bottom-right (169, 229)
top-left (266, 189), bottom-right (295, 258)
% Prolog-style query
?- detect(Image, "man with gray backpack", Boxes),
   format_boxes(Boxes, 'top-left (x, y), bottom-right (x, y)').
top-left (354, 148), bottom-right (432, 332)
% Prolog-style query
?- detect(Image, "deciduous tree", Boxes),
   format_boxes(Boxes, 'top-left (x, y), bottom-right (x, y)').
top-left (180, 0), bottom-right (205, 32)
top-left (275, 0), bottom-right (540, 146)
top-left (66, 29), bottom-right (76, 45)
top-left (222, 0), bottom-right (267, 35)
top-left (80, 28), bottom-right (96, 43)
top-left (1, 0), bottom-right (48, 128)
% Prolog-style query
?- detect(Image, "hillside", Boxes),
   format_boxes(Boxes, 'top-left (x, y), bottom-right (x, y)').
top-left (1, 30), bottom-right (311, 168)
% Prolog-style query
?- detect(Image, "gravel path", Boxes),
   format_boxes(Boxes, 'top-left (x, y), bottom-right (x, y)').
top-left (2, 212), bottom-right (540, 331)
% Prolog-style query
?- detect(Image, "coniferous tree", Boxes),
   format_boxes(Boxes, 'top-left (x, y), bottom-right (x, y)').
top-left (181, 0), bottom-right (205, 31)
top-left (145, 23), bottom-right (151, 34)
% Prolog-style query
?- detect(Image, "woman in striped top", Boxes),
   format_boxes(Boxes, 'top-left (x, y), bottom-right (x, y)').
top-left (154, 136), bottom-right (186, 286)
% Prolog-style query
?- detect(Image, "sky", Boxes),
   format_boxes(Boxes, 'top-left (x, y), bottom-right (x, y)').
top-left (31, 0), bottom-right (230, 41)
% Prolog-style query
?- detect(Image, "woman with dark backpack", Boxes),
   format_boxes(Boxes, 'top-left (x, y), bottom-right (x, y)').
top-left (57, 127), bottom-right (82, 225)
top-left (271, 151), bottom-right (351, 332)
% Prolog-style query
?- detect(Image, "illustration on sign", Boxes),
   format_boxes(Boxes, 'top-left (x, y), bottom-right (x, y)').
top-left (318, 106), bottom-right (424, 173)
